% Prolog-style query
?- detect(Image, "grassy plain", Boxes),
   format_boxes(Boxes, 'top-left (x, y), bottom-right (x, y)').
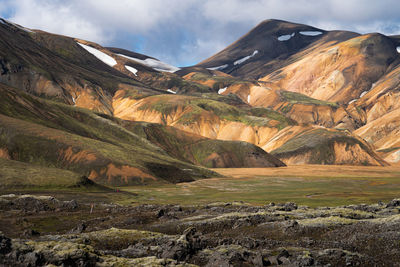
top-left (120, 165), bottom-right (400, 207)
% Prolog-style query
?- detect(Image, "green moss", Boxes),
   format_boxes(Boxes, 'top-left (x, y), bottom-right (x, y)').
top-left (280, 91), bottom-right (338, 107)
top-left (138, 95), bottom-right (291, 129)
top-left (0, 158), bottom-right (82, 189)
top-left (270, 128), bottom-right (357, 164)
top-left (248, 107), bottom-right (296, 130)
top-left (298, 216), bottom-right (356, 227)
top-left (99, 255), bottom-right (196, 267)
top-left (279, 103), bottom-right (294, 114)
top-left (73, 227), bottom-right (167, 250)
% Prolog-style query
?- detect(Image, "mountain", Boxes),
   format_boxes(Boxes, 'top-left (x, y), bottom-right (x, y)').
top-left (195, 19), bottom-right (358, 79)
top-left (185, 19), bottom-right (400, 165)
top-left (0, 17), bottom-right (395, 179)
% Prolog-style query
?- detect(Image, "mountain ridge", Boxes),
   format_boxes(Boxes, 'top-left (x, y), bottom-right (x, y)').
top-left (0, 17), bottom-right (397, 183)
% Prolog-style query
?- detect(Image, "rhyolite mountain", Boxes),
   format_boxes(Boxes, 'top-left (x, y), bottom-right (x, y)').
top-left (0, 17), bottom-right (397, 187)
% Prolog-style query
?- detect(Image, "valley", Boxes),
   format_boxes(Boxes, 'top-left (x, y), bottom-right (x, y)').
top-left (122, 165), bottom-right (400, 207)
top-left (1, 168), bottom-right (400, 266)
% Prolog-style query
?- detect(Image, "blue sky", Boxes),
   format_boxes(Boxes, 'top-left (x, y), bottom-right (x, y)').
top-left (1, 0), bottom-right (400, 66)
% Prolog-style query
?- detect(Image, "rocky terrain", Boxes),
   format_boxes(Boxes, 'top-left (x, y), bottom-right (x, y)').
top-left (1, 194), bottom-right (400, 266)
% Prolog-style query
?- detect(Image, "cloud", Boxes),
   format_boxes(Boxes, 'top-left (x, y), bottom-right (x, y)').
top-left (1, 0), bottom-right (399, 66)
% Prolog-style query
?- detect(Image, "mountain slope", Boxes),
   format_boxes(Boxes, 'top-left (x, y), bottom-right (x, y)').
top-left (0, 18), bottom-right (392, 166)
top-left (195, 19), bottom-right (358, 79)
top-left (123, 121), bottom-right (285, 168)
top-left (260, 33), bottom-right (399, 103)
top-left (113, 93), bottom-right (385, 166)
top-left (0, 83), bottom-right (285, 186)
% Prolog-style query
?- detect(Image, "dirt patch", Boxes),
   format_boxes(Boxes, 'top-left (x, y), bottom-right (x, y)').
top-left (89, 163), bottom-right (156, 185)
top-left (58, 146), bottom-right (97, 164)
top-left (0, 148), bottom-right (10, 160)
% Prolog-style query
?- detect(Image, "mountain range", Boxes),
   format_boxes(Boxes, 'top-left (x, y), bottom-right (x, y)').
top-left (0, 17), bottom-right (399, 186)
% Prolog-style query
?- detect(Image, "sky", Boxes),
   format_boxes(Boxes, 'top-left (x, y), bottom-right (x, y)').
top-left (1, 0), bottom-right (400, 66)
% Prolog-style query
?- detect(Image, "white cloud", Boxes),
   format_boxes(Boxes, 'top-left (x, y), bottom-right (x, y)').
top-left (1, 0), bottom-right (400, 65)
top-left (6, 0), bottom-right (109, 43)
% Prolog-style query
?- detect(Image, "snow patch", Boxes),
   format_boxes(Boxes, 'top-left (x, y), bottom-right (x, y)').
top-left (125, 65), bottom-right (138, 76)
top-left (300, 31), bottom-right (323, 36)
top-left (77, 43), bottom-right (117, 67)
top-left (167, 89), bottom-right (176, 94)
top-left (207, 64), bottom-right (228, 71)
top-left (247, 94), bottom-right (251, 103)
top-left (371, 83), bottom-right (376, 90)
top-left (397, 47), bottom-right (400, 53)
top-left (360, 91), bottom-right (368, 98)
top-left (117, 53), bottom-right (180, 73)
top-left (0, 19), bottom-right (5, 25)
top-left (348, 99), bottom-right (357, 104)
top-left (278, 33), bottom-right (295, 41)
top-left (359, 83), bottom-right (376, 98)
top-left (218, 87), bottom-right (227, 95)
top-left (72, 97), bottom-right (76, 105)
top-left (234, 50), bottom-right (258, 65)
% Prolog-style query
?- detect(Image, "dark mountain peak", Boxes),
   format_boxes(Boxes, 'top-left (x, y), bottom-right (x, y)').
top-left (254, 19), bottom-right (324, 33)
top-left (195, 19), bottom-right (330, 78)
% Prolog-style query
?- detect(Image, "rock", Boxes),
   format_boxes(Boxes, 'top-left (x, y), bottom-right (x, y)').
top-left (284, 220), bottom-right (299, 229)
top-left (181, 227), bottom-right (197, 242)
top-left (205, 245), bottom-right (247, 267)
top-left (0, 233), bottom-right (11, 254)
top-left (23, 229), bottom-right (40, 237)
top-left (296, 254), bottom-right (314, 266)
top-left (63, 199), bottom-right (79, 210)
top-left (172, 205), bottom-right (183, 212)
top-left (156, 208), bottom-right (165, 218)
top-left (386, 199), bottom-right (400, 208)
top-left (282, 202), bottom-right (298, 211)
top-left (262, 255), bottom-right (272, 266)
top-left (14, 197), bottom-right (50, 212)
top-left (23, 252), bottom-right (41, 266)
top-left (68, 223), bottom-right (87, 234)
top-left (251, 253), bottom-right (264, 267)
top-left (277, 249), bottom-right (291, 264)
top-left (278, 249), bottom-right (290, 258)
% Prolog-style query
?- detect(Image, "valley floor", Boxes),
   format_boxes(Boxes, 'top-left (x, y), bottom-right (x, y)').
top-left (122, 165), bottom-right (400, 207)
top-left (1, 165), bottom-right (400, 266)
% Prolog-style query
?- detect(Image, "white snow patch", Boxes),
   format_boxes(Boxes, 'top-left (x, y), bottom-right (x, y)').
top-left (371, 83), bottom-right (376, 90)
top-left (360, 83), bottom-right (376, 98)
top-left (218, 87), bottom-right (227, 95)
top-left (77, 43), bottom-right (117, 67)
top-left (278, 33), bottom-right (295, 41)
top-left (72, 97), bottom-right (76, 105)
top-left (397, 46), bottom-right (400, 53)
top-left (167, 89), bottom-right (176, 94)
top-left (117, 54), bottom-right (180, 73)
top-left (348, 99), bottom-right (357, 104)
top-left (207, 64), bottom-right (228, 71)
top-left (234, 50), bottom-right (258, 65)
top-left (299, 31), bottom-right (323, 36)
top-left (125, 65), bottom-right (138, 76)
top-left (0, 19), bottom-right (5, 25)
top-left (247, 94), bottom-right (251, 103)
